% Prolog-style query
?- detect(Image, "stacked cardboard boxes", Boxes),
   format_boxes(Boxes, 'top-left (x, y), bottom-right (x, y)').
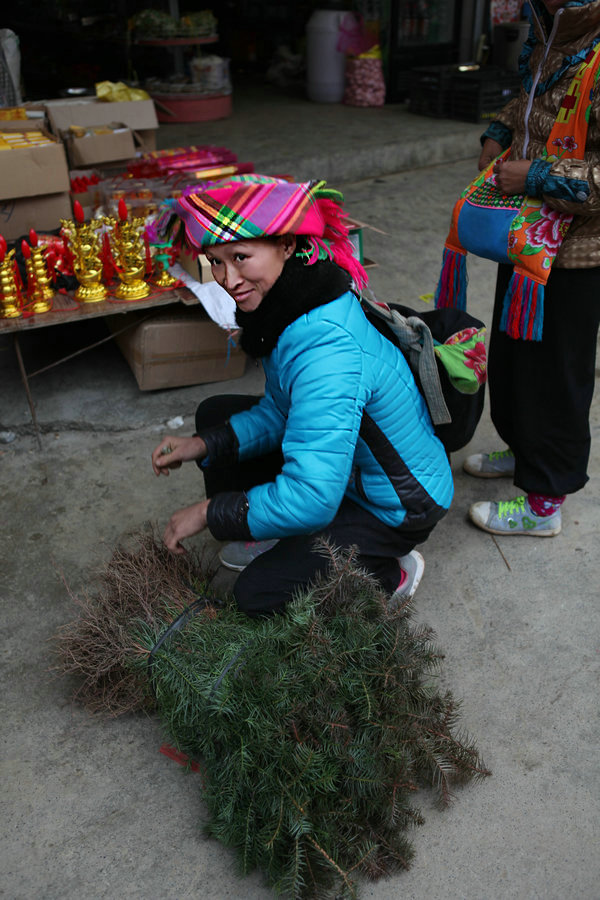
top-left (0, 126), bottom-right (71, 240)
top-left (45, 98), bottom-right (159, 168)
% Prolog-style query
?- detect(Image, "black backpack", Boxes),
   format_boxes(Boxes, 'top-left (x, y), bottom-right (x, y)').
top-left (361, 297), bottom-right (486, 453)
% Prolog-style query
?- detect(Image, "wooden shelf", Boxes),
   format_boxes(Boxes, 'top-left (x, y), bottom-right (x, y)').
top-left (0, 286), bottom-right (193, 335)
top-left (135, 36), bottom-right (218, 46)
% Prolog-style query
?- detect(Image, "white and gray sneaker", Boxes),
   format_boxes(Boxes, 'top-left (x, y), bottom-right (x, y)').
top-left (219, 539), bottom-right (279, 572)
top-left (463, 448), bottom-right (515, 478)
top-left (469, 495), bottom-right (561, 537)
top-left (389, 550), bottom-right (425, 606)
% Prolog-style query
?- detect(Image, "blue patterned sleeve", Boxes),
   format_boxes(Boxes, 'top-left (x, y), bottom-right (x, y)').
top-left (481, 120), bottom-right (513, 149)
top-left (526, 158), bottom-right (590, 202)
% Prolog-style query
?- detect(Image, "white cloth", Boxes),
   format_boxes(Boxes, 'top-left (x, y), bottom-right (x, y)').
top-left (171, 262), bottom-right (237, 329)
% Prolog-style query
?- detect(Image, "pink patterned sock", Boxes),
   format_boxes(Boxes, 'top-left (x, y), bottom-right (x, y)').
top-left (527, 493), bottom-right (566, 517)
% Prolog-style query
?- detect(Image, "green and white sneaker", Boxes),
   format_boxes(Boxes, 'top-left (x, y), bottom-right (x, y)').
top-left (469, 495), bottom-right (561, 537)
top-left (463, 448), bottom-right (515, 478)
top-left (219, 539), bottom-right (279, 572)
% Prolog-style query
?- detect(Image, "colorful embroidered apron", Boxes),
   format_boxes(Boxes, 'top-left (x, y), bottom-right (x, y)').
top-left (435, 42), bottom-right (600, 340)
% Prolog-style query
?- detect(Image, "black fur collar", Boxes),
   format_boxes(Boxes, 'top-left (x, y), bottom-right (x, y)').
top-left (235, 253), bottom-right (352, 358)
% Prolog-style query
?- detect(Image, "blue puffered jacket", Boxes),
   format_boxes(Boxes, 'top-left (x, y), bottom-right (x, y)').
top-left (202, 255), bottom-right (454, 542)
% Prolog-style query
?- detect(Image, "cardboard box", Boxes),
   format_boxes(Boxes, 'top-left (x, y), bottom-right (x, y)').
top-left (344, 217), bottom-right (378, 269)
top-left (0, 114), bottom-right (48, 132)
top-left (345, 218), bottom-right (364, 264)
top-left (106, 305), bottom-right (246, 391)
top-left (65, 124), bottom-right (136, 168)
top-left (0, 191), bottom-right (72, 240)
top-left (45, 98), bottom-right (158, 153)
top-left (0, 128), bottom-right (70, 200)
top-left (177, 249), bottom-right (215, 284)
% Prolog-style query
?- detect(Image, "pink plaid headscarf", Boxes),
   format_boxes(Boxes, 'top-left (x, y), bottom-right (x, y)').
top-left (163, 175), bottom-right (368, 289)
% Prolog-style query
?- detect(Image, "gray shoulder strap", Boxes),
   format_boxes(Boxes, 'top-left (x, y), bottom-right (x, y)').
top-left (362, 295), bottom-right (452, 426)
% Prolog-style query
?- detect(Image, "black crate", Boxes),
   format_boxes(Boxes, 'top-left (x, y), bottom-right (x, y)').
top-left (408, 64), bottom-right (461, 118)
top-left (450, 66), bottom-right (522, 123)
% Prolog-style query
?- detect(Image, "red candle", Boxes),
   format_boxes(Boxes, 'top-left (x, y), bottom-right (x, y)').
top-left (29, 228), bottom-right (39, 247)
top-left (0, 234), bottom-right (6, 263)
top-left (73, 200), bottom-right (85, 224)
top-left (21, 240), bottom-right (31, 260)
top-left (118, 198), bottom-right (128, 221)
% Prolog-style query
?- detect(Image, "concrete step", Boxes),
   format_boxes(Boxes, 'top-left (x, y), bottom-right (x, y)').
top-left (155, 81), bottom-right (485, 184)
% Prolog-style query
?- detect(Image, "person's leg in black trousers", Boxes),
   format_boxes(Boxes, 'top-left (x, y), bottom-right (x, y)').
top-left (234, 498), bottom-right (434, 617)
top-left (488, 265), bottom-right (600, 496)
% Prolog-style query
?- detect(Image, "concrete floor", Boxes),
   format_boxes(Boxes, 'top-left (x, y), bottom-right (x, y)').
top-left (1, 83), bottom-right (599, 899)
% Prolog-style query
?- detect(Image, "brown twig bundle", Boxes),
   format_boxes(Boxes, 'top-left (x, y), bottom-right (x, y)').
top-left (54, 524), bottom-right (218, 716)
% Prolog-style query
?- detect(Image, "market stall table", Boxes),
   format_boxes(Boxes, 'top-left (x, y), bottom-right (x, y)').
top-left (1, 284), bottom-right (198, 449)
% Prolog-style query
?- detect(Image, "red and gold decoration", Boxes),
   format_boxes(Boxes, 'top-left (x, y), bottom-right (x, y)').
top-left (60, 200), bottom-right (178, 302)
top-left (110, 199), bottom-right (151, 301)
top-left (151, 239), bottom-right (178, 288)
top-left (61, 201), bottom-right (108, 303)
top-left (151, 258), bottom-right (177, 287)
top-left (0, 234), bottom-right (22, 319)
top-left (21, 230), bottom-right (54, 313)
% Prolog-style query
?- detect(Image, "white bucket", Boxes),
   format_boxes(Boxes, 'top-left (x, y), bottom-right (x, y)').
top-left (306, 9), bottom-right (352, 103)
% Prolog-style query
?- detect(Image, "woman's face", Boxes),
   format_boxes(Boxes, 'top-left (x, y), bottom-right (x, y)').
top-left (204, 236), bottom-right (296, 312)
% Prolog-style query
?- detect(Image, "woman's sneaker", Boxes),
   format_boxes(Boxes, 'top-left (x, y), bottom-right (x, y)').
top-left (219, 539), bottom-right (279, 572)
top-left (463, 448), bottom-right (515, 478)
top-left (389, 550), bottom-right (425, 606)
top-left (469, 495), bottom-right (561, 537)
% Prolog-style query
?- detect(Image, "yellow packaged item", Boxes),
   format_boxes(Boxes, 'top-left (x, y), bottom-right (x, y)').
top-left (0, 130), bottom-right (53, 148)
top-left (96, 80), bottom-right (151, 102)
top-left (0, 106), bottom-right (28, 120)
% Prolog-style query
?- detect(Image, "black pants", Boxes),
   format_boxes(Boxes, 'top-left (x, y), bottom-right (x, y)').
top-left (489, 264), bottom-right (600, 497)
top-left (196, 395), bottom-right (434, 616)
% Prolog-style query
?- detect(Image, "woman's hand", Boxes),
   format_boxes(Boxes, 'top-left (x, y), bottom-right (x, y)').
top-left (493, 158), bottom-right (532, 196)
top-left (151, 435), bottom-right (207, 476)
top-left (163, 499), bottom-right (210, 554)
top-left (479, 138), bottom-right (503, 171)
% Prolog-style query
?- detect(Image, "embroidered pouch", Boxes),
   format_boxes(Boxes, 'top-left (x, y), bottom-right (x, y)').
top-left (435, 42), bottom-right (600, 340)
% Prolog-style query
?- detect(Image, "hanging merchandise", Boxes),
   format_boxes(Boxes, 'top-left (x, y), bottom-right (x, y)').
top-left (490, 0), bottom-right (524, 25)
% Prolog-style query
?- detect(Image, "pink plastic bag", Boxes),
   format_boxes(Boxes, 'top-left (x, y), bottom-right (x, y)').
top-left (336, 13), bottom-right (374, 56)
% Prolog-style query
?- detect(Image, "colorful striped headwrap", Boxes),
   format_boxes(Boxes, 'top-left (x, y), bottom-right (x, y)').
top-left (161, 175), bottom-right (368, 289)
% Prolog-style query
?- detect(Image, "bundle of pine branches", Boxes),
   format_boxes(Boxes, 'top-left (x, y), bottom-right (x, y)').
top-left (56, 530), bottom-right (489, 898)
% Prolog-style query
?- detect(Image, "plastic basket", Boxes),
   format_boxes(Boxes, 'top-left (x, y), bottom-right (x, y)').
top-left (408, 65), bottom-right (457, 118)
top-left (450, 67), bottom-right (521, 123)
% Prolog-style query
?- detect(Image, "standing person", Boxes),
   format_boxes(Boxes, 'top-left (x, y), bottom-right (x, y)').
top-left (151, 177), bottom-right (453, 616)
top-left (461, 0), bottom-right (600, 536)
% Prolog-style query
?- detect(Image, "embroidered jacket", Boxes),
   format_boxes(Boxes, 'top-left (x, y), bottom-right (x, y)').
top-left (483, 0), bottom-right (600, 268)
top-left (201, 256), bottom-right (453, 542)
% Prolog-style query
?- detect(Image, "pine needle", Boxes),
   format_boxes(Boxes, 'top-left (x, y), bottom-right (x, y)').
top-left (56, 532), bottom-right (490, 897)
